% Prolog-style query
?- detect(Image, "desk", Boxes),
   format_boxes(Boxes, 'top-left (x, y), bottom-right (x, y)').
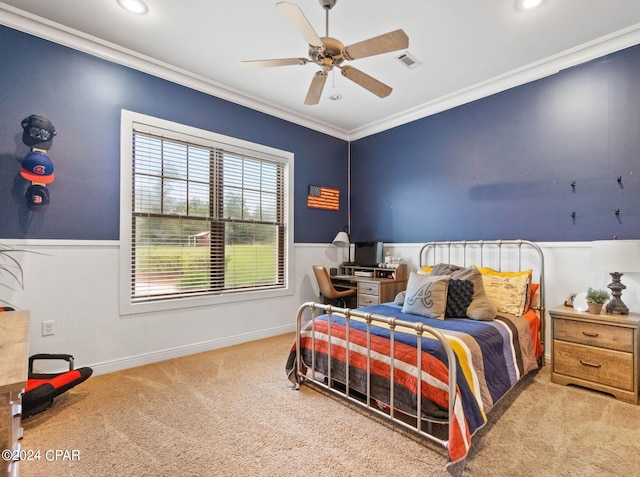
top-left (1, 310), bottom-right (30, 477)
top-left (331, 264), bottom-right (408, 307)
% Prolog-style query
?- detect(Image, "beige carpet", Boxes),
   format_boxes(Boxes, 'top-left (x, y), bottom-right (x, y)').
top-left (20, 332), bottom-right (640, 477)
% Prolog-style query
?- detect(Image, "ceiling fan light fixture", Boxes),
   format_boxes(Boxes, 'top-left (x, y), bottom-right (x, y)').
top-left (329, 93), bottom-right (342, 101)
top-left (117, 0), bottom-right (149, 15)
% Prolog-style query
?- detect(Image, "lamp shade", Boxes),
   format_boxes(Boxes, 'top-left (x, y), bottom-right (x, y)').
top-left (588, 240), bottom-right (640, 272)
top-left (332, 231), bottom-right (350, 248)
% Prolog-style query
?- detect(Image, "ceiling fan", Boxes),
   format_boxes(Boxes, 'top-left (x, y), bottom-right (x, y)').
top-left (242, 0), bottom-right (409, 105)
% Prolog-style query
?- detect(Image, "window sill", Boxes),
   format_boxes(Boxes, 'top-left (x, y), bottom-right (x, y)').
top-left (119, 286), bottom-right (293, 316)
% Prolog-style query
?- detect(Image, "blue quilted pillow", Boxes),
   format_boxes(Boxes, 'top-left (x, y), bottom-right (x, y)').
top-left (446, 279), bottom-right (474, 318)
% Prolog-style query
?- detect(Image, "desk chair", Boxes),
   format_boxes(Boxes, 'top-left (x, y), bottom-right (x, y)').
top-left (312, 266), bottom-right (357, 308)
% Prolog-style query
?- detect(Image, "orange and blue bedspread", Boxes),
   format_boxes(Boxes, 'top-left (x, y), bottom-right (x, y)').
top-left (286, 303), bottom-right (540, 470)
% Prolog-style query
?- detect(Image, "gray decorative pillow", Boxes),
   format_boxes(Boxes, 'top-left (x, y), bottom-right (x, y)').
top-left (402, 273), bottom-right (450, 320)
top-left (394, 290), bottom-right (406, 306)
top-left (446, 279), bottom-right (474, 318)
top-left (431, 263), bottom-right (497, 320)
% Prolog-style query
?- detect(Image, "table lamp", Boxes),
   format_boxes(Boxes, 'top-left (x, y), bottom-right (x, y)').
top-left (332, 230), bottom-right (352, 265)
top-left (588, 239), bottom-right (640, 314)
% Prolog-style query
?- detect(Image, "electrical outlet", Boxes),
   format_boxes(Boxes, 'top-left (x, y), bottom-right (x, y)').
top-left (42, 320), bottom-right (55, 336)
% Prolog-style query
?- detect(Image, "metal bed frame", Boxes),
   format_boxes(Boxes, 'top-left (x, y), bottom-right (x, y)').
top-left (292, 239), bottom-right (545, 475)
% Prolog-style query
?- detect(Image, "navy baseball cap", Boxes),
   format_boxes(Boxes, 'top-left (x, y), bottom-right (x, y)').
top-left (21, 114), bottom-right (57, 150)
top-left (20, 150), bottom-right (55, 184)
top-left (25, 184), bottom-right (50, 211)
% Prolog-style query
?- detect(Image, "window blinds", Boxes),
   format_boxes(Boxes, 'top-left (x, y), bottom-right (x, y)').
top-left (130, 128), bottom-right (287, 303)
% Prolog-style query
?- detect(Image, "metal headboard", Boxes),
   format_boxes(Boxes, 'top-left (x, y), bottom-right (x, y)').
top-left (419, 239), bottom-right (546, 358)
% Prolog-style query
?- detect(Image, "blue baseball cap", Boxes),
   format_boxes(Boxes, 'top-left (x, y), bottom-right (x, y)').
top-left (25, 184), bottom-right (50, 211)
top-left (20, 150), bottom-right (55, 184)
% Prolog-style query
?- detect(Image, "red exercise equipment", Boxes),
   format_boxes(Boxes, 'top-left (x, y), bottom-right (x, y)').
top-left (23, 354), bottom-right (93, 418)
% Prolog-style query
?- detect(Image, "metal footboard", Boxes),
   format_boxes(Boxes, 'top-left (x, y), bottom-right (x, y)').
top-left (293, 301), bottom-right (458, 451)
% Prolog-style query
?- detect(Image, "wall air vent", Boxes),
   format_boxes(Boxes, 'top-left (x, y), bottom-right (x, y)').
top-left (395, 51), bottom-right (422, 69)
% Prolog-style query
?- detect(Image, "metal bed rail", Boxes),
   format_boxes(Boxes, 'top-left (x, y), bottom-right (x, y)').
top-left (294, 301), bottom-right (458, 451)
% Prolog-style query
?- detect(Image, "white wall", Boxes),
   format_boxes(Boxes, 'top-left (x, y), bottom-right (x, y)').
top-left (3, 240), bottom-right (639, 374)
top-left (2, 241), bottom-right (341, 375)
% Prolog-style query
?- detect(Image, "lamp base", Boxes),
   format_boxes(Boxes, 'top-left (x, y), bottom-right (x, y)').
top-left (606, 272), bottom-right (629, 315)
top-left (606, 299), bottom-right (629, 315)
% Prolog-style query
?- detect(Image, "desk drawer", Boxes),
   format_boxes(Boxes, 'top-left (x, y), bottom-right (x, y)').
top-left (553, 340), bottom-right (633, 391)
top-left (358, 294), bottom-right (380, 307)
top-left (358, 281), bottom-right (380, 296)
top-left (554, 318), bottom-right (633, 352)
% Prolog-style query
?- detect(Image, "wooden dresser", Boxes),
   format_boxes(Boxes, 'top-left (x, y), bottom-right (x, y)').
top-left (0, 310), bottom-right (30, 477)
top-left (550, 305), bottom-right (639, 404)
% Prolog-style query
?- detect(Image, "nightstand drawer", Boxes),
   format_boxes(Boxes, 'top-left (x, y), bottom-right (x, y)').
top-left (554, 340), bottom-right (634, 391)
top-left (358, 282), bottom-right (380, 296)
top-left (554, 318), bottom-right (634, 352)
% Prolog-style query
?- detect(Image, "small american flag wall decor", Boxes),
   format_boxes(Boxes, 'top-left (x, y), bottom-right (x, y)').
top-left (307, 185), bottom-right (339, 210)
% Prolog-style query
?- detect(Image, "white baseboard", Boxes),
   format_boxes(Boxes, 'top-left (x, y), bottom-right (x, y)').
top-left (88, 323), bottom-right (296, 376)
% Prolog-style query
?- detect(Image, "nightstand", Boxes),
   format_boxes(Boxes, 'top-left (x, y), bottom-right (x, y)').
top-left (550, 305), bottom-right (639, 404)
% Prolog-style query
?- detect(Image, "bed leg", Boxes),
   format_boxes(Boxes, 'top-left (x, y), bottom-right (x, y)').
top-left (446, 459), bottom-right (466, 477)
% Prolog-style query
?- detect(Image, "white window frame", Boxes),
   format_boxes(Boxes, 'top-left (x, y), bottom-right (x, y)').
top-left (119, 110), bottom-right (294, 315)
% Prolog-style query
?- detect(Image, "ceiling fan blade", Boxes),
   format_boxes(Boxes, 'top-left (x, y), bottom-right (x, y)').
top-left (344, 29), bottom-right (409, 60)
top-left (340, 65), bottom-right (392, 98)
top-left (304, 70), bottom-right (328, 105)
top-left (277, 2), bottom-right (323, 48)
top-left (242, 58), bottom-right (308, 68)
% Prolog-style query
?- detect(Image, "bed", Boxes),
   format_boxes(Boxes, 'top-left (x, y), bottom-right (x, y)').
top-left (286, 240), bottom-right (545, 476)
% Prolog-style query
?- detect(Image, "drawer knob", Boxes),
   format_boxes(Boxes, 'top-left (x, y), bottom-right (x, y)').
top-left (582, 331), bottom-right (599, 337)
top-left (579, 359), bottom-right (602, 368)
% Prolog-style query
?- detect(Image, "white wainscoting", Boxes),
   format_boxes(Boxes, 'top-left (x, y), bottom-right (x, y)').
top-left (2, 240), bottom-right (637, 374)
top-left (2, 241), bottom-right (342, 375)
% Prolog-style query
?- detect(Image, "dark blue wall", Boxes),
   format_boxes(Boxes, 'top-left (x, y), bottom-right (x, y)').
top-left (0, 26), bottom-right (348, 243)
top-left (4, 26), bottom-right (638, 245)
top-left (350, 45), bottom-right (640, 243)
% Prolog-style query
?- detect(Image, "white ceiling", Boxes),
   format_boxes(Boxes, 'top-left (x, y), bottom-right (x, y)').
top-left (2, 0), bottom-right (640, 139)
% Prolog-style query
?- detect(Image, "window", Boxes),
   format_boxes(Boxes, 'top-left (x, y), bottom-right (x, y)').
top-left (119, 111), bottom-right (293, 314)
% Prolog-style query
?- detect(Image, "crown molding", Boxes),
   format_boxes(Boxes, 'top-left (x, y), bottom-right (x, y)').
top-left (0, 4), bottom-right (350, 141)
top-left (1, 4), bottom-right (639, 142)
top-left (349, 24), bottom-right (640, 140)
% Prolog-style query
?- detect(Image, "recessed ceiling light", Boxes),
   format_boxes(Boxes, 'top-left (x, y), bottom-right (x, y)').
top-left (117, 0), bottom-right (149, 15)
top-left (515, 0), bottom-right (544, 11)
